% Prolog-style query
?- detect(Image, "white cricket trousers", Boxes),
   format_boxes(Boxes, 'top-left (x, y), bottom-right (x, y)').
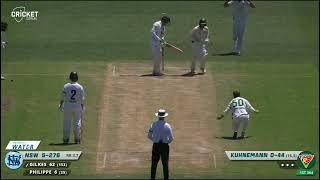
top-left (233, 16), bottom-right (247, 54)
top-left (232, 114), bottom-right (249, 133)
top-left (63, 108), bottom-right (82, 141)
top-left (191, 44), bottom-right (208, 72)
top-left (151, 45), bottom-right (162, 75)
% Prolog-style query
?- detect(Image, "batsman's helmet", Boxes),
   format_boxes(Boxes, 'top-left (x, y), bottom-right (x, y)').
top-left (233, 90), bottom-right (240, 98)
top-left (161, 16), bottom-right (171, 24)
top-left (69, 71), bottom-right (78, 82)
top-left (199, 18), bottom-right (207, 27)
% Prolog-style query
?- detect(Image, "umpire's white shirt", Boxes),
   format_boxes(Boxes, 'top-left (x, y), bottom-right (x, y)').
top-left (224, 97), bottom-right (257, 119)
top-left (150, 21), bottom-right (165, 47)
top-left (61, 82), bottom-right (85, 109)
top-left (148, 120), bottom-right (173, 144)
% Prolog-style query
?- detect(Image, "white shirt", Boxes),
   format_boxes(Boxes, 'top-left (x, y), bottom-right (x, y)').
top-left (150, 20), bottom-right (165, 47)
top-left (61, 82), bottom-right (85, 109)
top-left (224, 97), bottom-right (257, 118)
top-left (148, 120), bottom-right (173, 144)
top-left (1, 31), bottom-right (6, 48)
top-left (191, 25), bottom-right (209, 45)
top-left (229, 0), bottom-right (251, 17)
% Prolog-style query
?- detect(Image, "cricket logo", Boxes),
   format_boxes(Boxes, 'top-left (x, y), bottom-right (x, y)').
top-left (297, 151), bottom-right (316, 169)
top-left (11, 6), bottom-right (39, 23)
top-left (11, 6), bottom-right (25, 23)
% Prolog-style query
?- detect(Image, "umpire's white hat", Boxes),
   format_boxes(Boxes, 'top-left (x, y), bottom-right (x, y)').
top-left (155, 109), bottom-right (168, 117)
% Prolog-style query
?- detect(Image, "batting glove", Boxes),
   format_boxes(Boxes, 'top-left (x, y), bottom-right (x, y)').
top-left (160, 38), bottom-right (166, 44)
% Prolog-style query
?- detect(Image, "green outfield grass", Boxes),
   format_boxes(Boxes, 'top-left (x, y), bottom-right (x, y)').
top-left (1, 1), bottom-right (319, 179)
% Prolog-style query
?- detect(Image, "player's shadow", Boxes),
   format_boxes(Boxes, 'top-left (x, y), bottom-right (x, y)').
top-left (212, 52), bottom-right (240, 56)
top-left (215, 136), bottom-right (252, 140)
top-left (140, 72), bottom-right (205, 77)
top-left (49, 143), bottom-right (77, 146)
top-left (140, 73), bottom-right (157, 77)
top-left (181, 72), bottom-right (206, 77)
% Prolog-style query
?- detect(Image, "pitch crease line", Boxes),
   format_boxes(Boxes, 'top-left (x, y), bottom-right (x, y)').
top-left (112, 65), bottom-right (116, 77)
top-left (103, 152), bottom-right (107, 168)
top-left (213, 153), bottom-right (217, 168)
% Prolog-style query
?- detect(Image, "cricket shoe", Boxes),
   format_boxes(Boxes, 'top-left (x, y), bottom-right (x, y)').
top-left (199, 68), bottom-right (206, 74)
top-left (63, 139), bottom-right (69, 144)
top-left (1, 75), bottom-right (5, 80)
top-left (232, 132), bottom-right (238, 139)
top-left (231, 52), bottom-right (241, 56)
top-left (239, 132), bottom-right (246, 139)
top-left (75, 139), bottom-right (81, 144)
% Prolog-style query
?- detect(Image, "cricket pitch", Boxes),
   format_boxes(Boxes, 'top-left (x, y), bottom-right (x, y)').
top-left (96, 63), bottom-right (222, 172)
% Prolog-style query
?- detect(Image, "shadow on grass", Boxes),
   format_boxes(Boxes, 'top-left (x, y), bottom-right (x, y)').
top-left (118, 72), bottom-right (207, 77)
top-left (212, 52), bottom-right (240, 56)
top-left (215, 136), bottom-right (252, 140)
top-left (49, 143), bottom-right (77, 146)
top-left (181, 72), bottom-right (207, 77)
top-left (139, 72), bottom-right (206, 77)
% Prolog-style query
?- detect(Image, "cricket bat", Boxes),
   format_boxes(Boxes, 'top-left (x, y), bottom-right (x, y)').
top-left (165, 42), bottom-right (183, 53)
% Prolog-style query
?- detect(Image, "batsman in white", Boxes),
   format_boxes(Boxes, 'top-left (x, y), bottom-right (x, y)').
top-left (224, 0), bottom-right (256, 55)
top-left (190, 18), bottom-right (209, 75)
top-left (58, 72), bottom-right (85, 144)
top-left (217, 90), bottom-right (259, 139)
top-left (150, 15), bottom-right (171, 76)
top-left (1, 22), bottom-right (8, 80)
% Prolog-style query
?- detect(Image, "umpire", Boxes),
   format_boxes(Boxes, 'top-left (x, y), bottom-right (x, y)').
top-left (148, 109), bottom-right (174, 180)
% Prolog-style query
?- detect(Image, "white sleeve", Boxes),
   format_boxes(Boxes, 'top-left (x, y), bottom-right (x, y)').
top-left (223, 100), bottom-right (233, 115)
top-left (1, 32), bottom-right (5, 43)
top-left (191, 28), bottom-right (197, 42)
top-left (80, 85), bottom-right (85, 104)
top-left (204, 29), bottom-right (209, 43)
top-left (60, 86), bottom-right (66, 101)
top-left (245, 100), bottom-right (256, 112)
top-left (227, 0), bottom-right (234, 5)
top-left (151, 23), bottom-right (161, 41)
